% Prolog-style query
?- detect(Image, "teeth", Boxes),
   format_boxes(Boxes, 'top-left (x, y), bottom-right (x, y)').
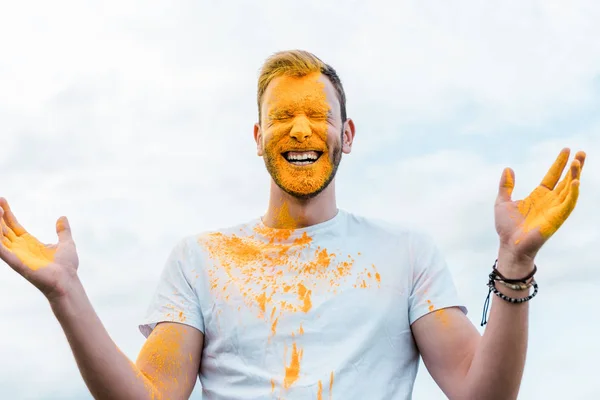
top-left (285, 151), bottom-right (320, 161)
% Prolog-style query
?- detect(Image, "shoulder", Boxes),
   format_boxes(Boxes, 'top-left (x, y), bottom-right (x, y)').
top-left (342, 209), bottom-right (431, 244)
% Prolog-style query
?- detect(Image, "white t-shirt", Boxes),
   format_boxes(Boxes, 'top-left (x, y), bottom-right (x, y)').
top-left (139, 209), bottom-right (466, 399)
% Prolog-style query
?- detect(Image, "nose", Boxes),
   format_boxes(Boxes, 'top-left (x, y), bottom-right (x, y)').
top-left (289, 116), bottom-right (312, 142)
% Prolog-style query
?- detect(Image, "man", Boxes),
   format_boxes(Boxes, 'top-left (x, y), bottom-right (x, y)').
top-left (0, 50), bottom-right (586, 399)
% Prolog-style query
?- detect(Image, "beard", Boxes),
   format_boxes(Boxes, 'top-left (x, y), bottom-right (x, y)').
top-left (263, 129), bottom-right (343, 200)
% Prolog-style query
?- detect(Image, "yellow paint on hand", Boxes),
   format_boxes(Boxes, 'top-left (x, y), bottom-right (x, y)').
top-left (509, 149), bottom-right (585, 244)
top-left (3, 229), bottom-right (57, 271)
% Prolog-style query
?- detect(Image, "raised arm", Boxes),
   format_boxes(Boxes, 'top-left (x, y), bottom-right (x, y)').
top-left (0, 198), bottom-right (203, 400)
top-left (412, 148), bottom-right (585, 400)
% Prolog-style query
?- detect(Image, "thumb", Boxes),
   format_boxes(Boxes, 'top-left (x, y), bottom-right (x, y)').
top-left (56, 216), bottom-right (73, 243)
top-left (497, 167), bottom-right (515, 203)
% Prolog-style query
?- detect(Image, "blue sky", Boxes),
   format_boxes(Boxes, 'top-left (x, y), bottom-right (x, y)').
top-left (1, 1), bottom-right (599, 399)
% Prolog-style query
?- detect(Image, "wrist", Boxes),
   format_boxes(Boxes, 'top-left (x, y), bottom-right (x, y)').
top-left (48, 274), bottom-right (86, 316)
top-left (496, 248), bottom-right (535, 280)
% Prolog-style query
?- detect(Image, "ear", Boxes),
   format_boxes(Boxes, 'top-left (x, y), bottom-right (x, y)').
top-left (253, 122), bottom-right (264, 156)
top-left (342, 118), bottom-right (356, 154)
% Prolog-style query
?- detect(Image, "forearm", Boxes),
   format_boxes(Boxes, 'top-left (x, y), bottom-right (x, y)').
top-left (462, 252), bottom-right (533, 400)
top-left (50, 276), bottom-right (161, 400)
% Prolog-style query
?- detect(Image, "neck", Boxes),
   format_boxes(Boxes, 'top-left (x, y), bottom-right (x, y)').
top-left (262, 180), bottom-right (338, 229)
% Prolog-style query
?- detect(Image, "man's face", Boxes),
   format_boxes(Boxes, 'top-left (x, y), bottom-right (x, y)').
top-left (255, 72), bottom-right (348, 199)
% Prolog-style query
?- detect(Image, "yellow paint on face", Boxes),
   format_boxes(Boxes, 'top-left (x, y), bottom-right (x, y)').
top-left (260, 73), bottom-right (342, 198)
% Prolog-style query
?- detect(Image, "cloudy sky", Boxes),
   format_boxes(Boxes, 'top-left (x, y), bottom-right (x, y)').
top-left (1, 0), bottom-right (599, 398)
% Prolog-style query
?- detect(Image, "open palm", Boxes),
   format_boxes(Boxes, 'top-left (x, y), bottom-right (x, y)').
top-left (0, 198), bottom-right (79, 300)
top-left (494, 148), bottom-right (585, 260)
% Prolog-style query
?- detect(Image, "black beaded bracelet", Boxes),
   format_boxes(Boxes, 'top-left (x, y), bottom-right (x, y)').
top-left (488, 279), bottom-right (538, 304)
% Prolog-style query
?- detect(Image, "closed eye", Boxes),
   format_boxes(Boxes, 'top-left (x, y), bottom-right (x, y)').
top-left (270, 114), bottom-right (293, 121)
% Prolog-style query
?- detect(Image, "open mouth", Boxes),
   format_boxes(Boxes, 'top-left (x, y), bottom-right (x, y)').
top-left (281, 150), bottom-right (324, 166)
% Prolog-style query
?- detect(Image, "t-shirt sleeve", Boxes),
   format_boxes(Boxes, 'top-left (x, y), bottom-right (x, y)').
top-left (138, 236), bottom-right (205, 338)
top-left (408, 230), bottom-right (467, 325)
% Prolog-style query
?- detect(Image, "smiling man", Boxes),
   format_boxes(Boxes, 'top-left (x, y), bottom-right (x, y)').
top-left (259, 70), bottom-right (343, 201)
top-left (0, 50), bottom-right (586, 400)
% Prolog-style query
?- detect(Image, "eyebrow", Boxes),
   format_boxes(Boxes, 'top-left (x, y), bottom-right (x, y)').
top-left (267, 99), bottom-right (335, 121)
top-left (269, 106), bottom-right (331, 116)
top-left (268, 109), bottom-right (294, 118)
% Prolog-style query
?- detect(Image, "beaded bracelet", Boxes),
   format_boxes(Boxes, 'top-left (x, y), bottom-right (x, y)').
top-left (488, 279), bottom-right (538, 304)
top-left (480, 259), bottom-right (539, 326)
top-left (497, 279), bottom-right (533, 291)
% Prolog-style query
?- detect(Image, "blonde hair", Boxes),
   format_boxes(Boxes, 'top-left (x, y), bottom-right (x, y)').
top-left (257, 50), bottom-right (347, 124)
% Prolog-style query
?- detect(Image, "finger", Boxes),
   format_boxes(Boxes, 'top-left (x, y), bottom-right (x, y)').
top-left (573, 153), bottom-right (585, 181)
top-left (1, 217), bottom-right (12, 247)
top-left (556, 172), bottom-right (572, 205)
top-left (540, 148), bottom-right (570, 190)
top-left (552, 158), bottom-right (580, 203)
top-left (56, 216), bottom-right (73, 243)
top-left (0, 208), bottom-right (15, 241)
top-left (1, 236), bottom-right (12, 249)
top-left (561, 179), bottom-right (581, 216)
top-left (553, 160), bottom-right (582, 206)
top-left (497, 167), bottom-right (515, 202)
top-left (0, 232), bottom-right (21, 269)
top-left (570, 158), bottom-right (581, 180)
top-left (0, 198), bottom-right (27, 236)
top-left (553, 176), bottom-right (567, 196)
top-left (575, 150), bottom-right (586, 172)
top-left (557, 159), bottom-right (581, 205)
top-left (1, 219), bottom-right (16, 241)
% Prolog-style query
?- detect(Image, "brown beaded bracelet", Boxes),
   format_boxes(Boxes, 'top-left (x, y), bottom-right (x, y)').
top-left (497, 279), bottom-right (533, 291)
